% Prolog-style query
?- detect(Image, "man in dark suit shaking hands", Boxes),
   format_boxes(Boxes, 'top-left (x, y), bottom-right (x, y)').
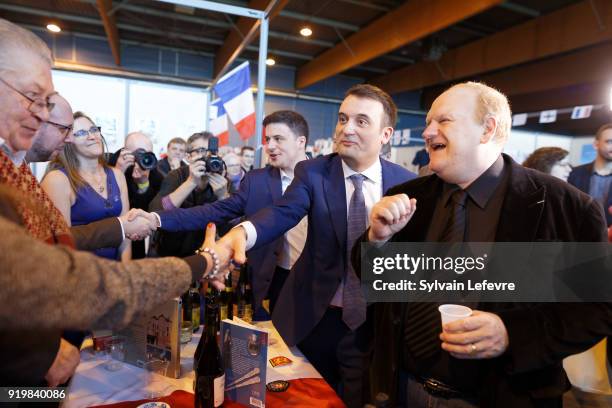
top-left (220, 84), bottom-right (416, 407)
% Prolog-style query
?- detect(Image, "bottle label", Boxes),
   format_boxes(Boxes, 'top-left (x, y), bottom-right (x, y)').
top-left (220, 305), bottom-right (228, 322)
top-left (214, 374), bottom-right (225, 407)
top-left (192, 308), bottom-right (201, 329)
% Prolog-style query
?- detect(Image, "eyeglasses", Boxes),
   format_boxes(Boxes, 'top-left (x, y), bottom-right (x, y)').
top-left (73, 126), bottom-right (101, 138)
top-left (0, 77), bottom-right (55, 115)
top-left (46, 120), bottom-right (73, 137)
top-left (188, 147), bottom-right (207, 155)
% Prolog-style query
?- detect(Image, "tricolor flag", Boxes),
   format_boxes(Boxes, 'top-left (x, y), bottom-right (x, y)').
top-left (571, 105), bottom-right (593, 120)
top-left (209, 99), bottom-right (229, 146)
top-left (213, 61), bottom-right (256, 141)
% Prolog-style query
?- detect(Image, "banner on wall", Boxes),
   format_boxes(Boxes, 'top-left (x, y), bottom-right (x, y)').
top-left (539, 110), bottom-right (557, 124)
top-left (512, 113), bottom-right (528, 127)
top-left (213, 61), bottom-right (256, 141)
top-left (209, 98), bottom-right (229, 146)
top-left (571, 105), bottom-right (593, 120)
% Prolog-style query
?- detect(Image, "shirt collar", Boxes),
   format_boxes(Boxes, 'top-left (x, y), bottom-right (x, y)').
top-left (341, 157), bottom-right (382, 183)
top-left (279, 168), bottom-right (293, 182)
top-left (0, 136), bottom-right (27, 166)
top-left (442, 155), bottom-right (506, 209)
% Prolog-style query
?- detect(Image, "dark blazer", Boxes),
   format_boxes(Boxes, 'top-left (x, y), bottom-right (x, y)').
top-left (157, 165), bottom-right (285, 307)
top-left (568, 162), bottom-right (612, 226)
top-left (70, 217), bottom-right (123, 251)
top-left (368, 155), bottom-right (610, 408)
top-left (248, 153), bottom-right (415, 346)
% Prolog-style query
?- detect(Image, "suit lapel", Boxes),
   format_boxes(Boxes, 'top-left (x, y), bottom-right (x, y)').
top-left (323, 155), bottom-right (348, 249)
top-left (402, 176), bottom-right (441, 242)
top-left (267, 166), bottom-right (283, 202)
top-left (495, 157), bottom-right (546, 241)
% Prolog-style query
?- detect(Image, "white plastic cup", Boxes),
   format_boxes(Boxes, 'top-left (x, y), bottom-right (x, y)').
top-left (438, 304), bottom-right (472, 327)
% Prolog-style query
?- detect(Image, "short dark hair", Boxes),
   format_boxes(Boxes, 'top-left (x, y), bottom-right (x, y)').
top-left (241, 146), bottom-right (255, 155)
top-left (595, 123), bottom-right (612, 140)
top-left (345, 84), bottom-right (397, 128)
top-left (187, 131), bottom-right (213, 151)
top-left (263, 110), bottom-right (309, 144)
top-left (522, 147), bottom-right (569, 174)
top-left (167, 137), bottom-right (186, 148)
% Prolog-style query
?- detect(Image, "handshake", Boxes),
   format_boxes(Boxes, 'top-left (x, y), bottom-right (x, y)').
top-left (119, 209), bottom-right (160, 241)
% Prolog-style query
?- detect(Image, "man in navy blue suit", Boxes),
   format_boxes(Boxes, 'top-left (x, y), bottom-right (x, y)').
top-left (568, 123), bottom-right (612, 227)
top-left (154, 110), bottom-right (309, 313)
top-left (219, 84), bottom-right (416, 407)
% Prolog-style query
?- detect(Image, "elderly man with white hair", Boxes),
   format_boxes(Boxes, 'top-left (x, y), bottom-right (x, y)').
top-left (0, 18), bottom-right (229, 388)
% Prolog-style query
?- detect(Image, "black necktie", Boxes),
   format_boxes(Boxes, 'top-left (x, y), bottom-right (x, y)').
top-left (405, 189), bottom-right (468, 362)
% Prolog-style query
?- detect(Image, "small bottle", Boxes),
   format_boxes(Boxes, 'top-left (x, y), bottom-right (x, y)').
top-left (219, 273), bottom-right (234, 322)
top-left (236, 264), bottom-right (253, 323)
top-left (181, 289), bottom-right (192, 331)
top-left (194, 288), bottom-right (225, 408)
top-left (190, 283), bottom-right (201, 333)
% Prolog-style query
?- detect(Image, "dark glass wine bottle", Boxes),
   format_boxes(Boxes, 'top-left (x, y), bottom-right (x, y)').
top-left (194, 289), bottom-right (225, 408)
top-left (235, 263), bottom-right (253, 323)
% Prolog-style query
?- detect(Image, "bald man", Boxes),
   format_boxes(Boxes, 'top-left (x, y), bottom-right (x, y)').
top-left (25, 92), bottom-right (73, 163)
top-left (110, 131), bottom-right (164, 258)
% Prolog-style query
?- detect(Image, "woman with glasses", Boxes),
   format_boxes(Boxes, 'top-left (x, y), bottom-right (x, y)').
top-left (41, 112), bottom-right (131, 261)
top-left (522, 147), bottom-right (572, 181)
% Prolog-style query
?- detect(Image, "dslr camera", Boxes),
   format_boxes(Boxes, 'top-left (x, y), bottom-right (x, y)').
top-left (202, 136), bottom-right (224, 174)
top-left (133, 148), bottom-right (158, 170)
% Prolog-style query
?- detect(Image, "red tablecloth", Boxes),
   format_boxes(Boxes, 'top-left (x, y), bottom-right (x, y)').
top-left (90, 378), bottom-right (346, 408)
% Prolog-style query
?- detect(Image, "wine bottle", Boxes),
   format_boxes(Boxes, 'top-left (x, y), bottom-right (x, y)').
top-left (194, 290), bottom-right (225, 408)
top-left (236, 264), bottom-right (253, 323)
top-left (181, 289), bottom-right (192, 330)
top-left (190, 283), bottom-right (201, 333)
top-left (219, 273), bottom-right (234, 322)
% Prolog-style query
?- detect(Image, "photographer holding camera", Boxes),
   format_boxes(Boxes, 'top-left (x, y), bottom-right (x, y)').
top-left (109, 131), bottom-right (164, 258)
top-left (149, 131), bottom-right (229, 257)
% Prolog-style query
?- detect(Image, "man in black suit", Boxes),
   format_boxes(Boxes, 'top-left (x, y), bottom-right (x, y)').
top-left (568, 123), bottom-right (612, 226)
top-left (365, 82), bottom-right (610, 407)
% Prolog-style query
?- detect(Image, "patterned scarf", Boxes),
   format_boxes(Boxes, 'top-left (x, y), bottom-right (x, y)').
top-left (0, 149), bottom-right (74, 247)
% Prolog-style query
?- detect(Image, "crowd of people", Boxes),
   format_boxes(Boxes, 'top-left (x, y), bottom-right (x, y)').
top-left (1, 16), bottom-right (612, 408)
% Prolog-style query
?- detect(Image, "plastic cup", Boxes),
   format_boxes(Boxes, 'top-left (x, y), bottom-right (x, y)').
top-left (438, 304), bottom-right (472, 327)
top-left (143, 359), bottom-right (170, 399)
top-left (103, 336), bottom-right (126, 371)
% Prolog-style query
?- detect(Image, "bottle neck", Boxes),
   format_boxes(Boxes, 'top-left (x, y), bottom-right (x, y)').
top-left (205, 306), bottom-right (218, 338)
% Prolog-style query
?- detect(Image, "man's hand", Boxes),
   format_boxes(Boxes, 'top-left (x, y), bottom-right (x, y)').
top-left (115, 148), bottom-right (135, 173)
top-left (208, 173), bottom-right (229, 199)
top-left (200, 223), bottom-right (232, 290)
top-left (45, 338), bottom-right (80, 387)
top-left (169, 157), bottom-right (182, 171)
top-left (122, 208), bottom-right (158, 240)
top-left (131, 164), bottom-right (150, 185)
top-left (188, 159), bottom-right (206, 187)
top-left (218, 226), bottom-right (247, 266)
top-left (368, 194), bottom-right (417, 242)
top-left (439, 310), bottom-right (509, 359)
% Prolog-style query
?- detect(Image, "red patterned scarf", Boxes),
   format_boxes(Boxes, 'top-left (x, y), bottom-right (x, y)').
top-left (0, 149), bottom-right (75, 247)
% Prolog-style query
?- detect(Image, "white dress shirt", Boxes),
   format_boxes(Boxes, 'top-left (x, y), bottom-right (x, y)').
top-left (0, 136), bottom-right (27, 166)
top-left (277, 169), bottom-right (308, 269)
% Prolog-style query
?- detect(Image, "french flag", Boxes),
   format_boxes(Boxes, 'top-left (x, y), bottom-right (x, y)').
top-left (213, 61), bottom-right (256, 141)
top-left (209, 98), bottom-right (229, 146)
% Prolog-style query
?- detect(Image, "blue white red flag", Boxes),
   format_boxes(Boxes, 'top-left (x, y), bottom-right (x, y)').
top-left (213, 61), bottom-right (256, 141)
top-left (209, 98), bottom-right (229, 146)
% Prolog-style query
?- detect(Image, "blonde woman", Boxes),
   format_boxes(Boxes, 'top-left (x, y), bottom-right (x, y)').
top-left (42, 112), bottom-right (131, 261)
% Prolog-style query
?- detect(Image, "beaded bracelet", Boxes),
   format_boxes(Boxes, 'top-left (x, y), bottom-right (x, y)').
top-left (196, 247), bottom-right (220, 279)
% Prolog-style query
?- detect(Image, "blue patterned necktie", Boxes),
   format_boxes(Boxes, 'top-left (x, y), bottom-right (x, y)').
top-left (343, 174), bottom-right (368, 330)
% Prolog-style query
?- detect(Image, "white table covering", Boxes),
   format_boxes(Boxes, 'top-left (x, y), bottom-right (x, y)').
top-left (63, 321), bottom-right (321, 408)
